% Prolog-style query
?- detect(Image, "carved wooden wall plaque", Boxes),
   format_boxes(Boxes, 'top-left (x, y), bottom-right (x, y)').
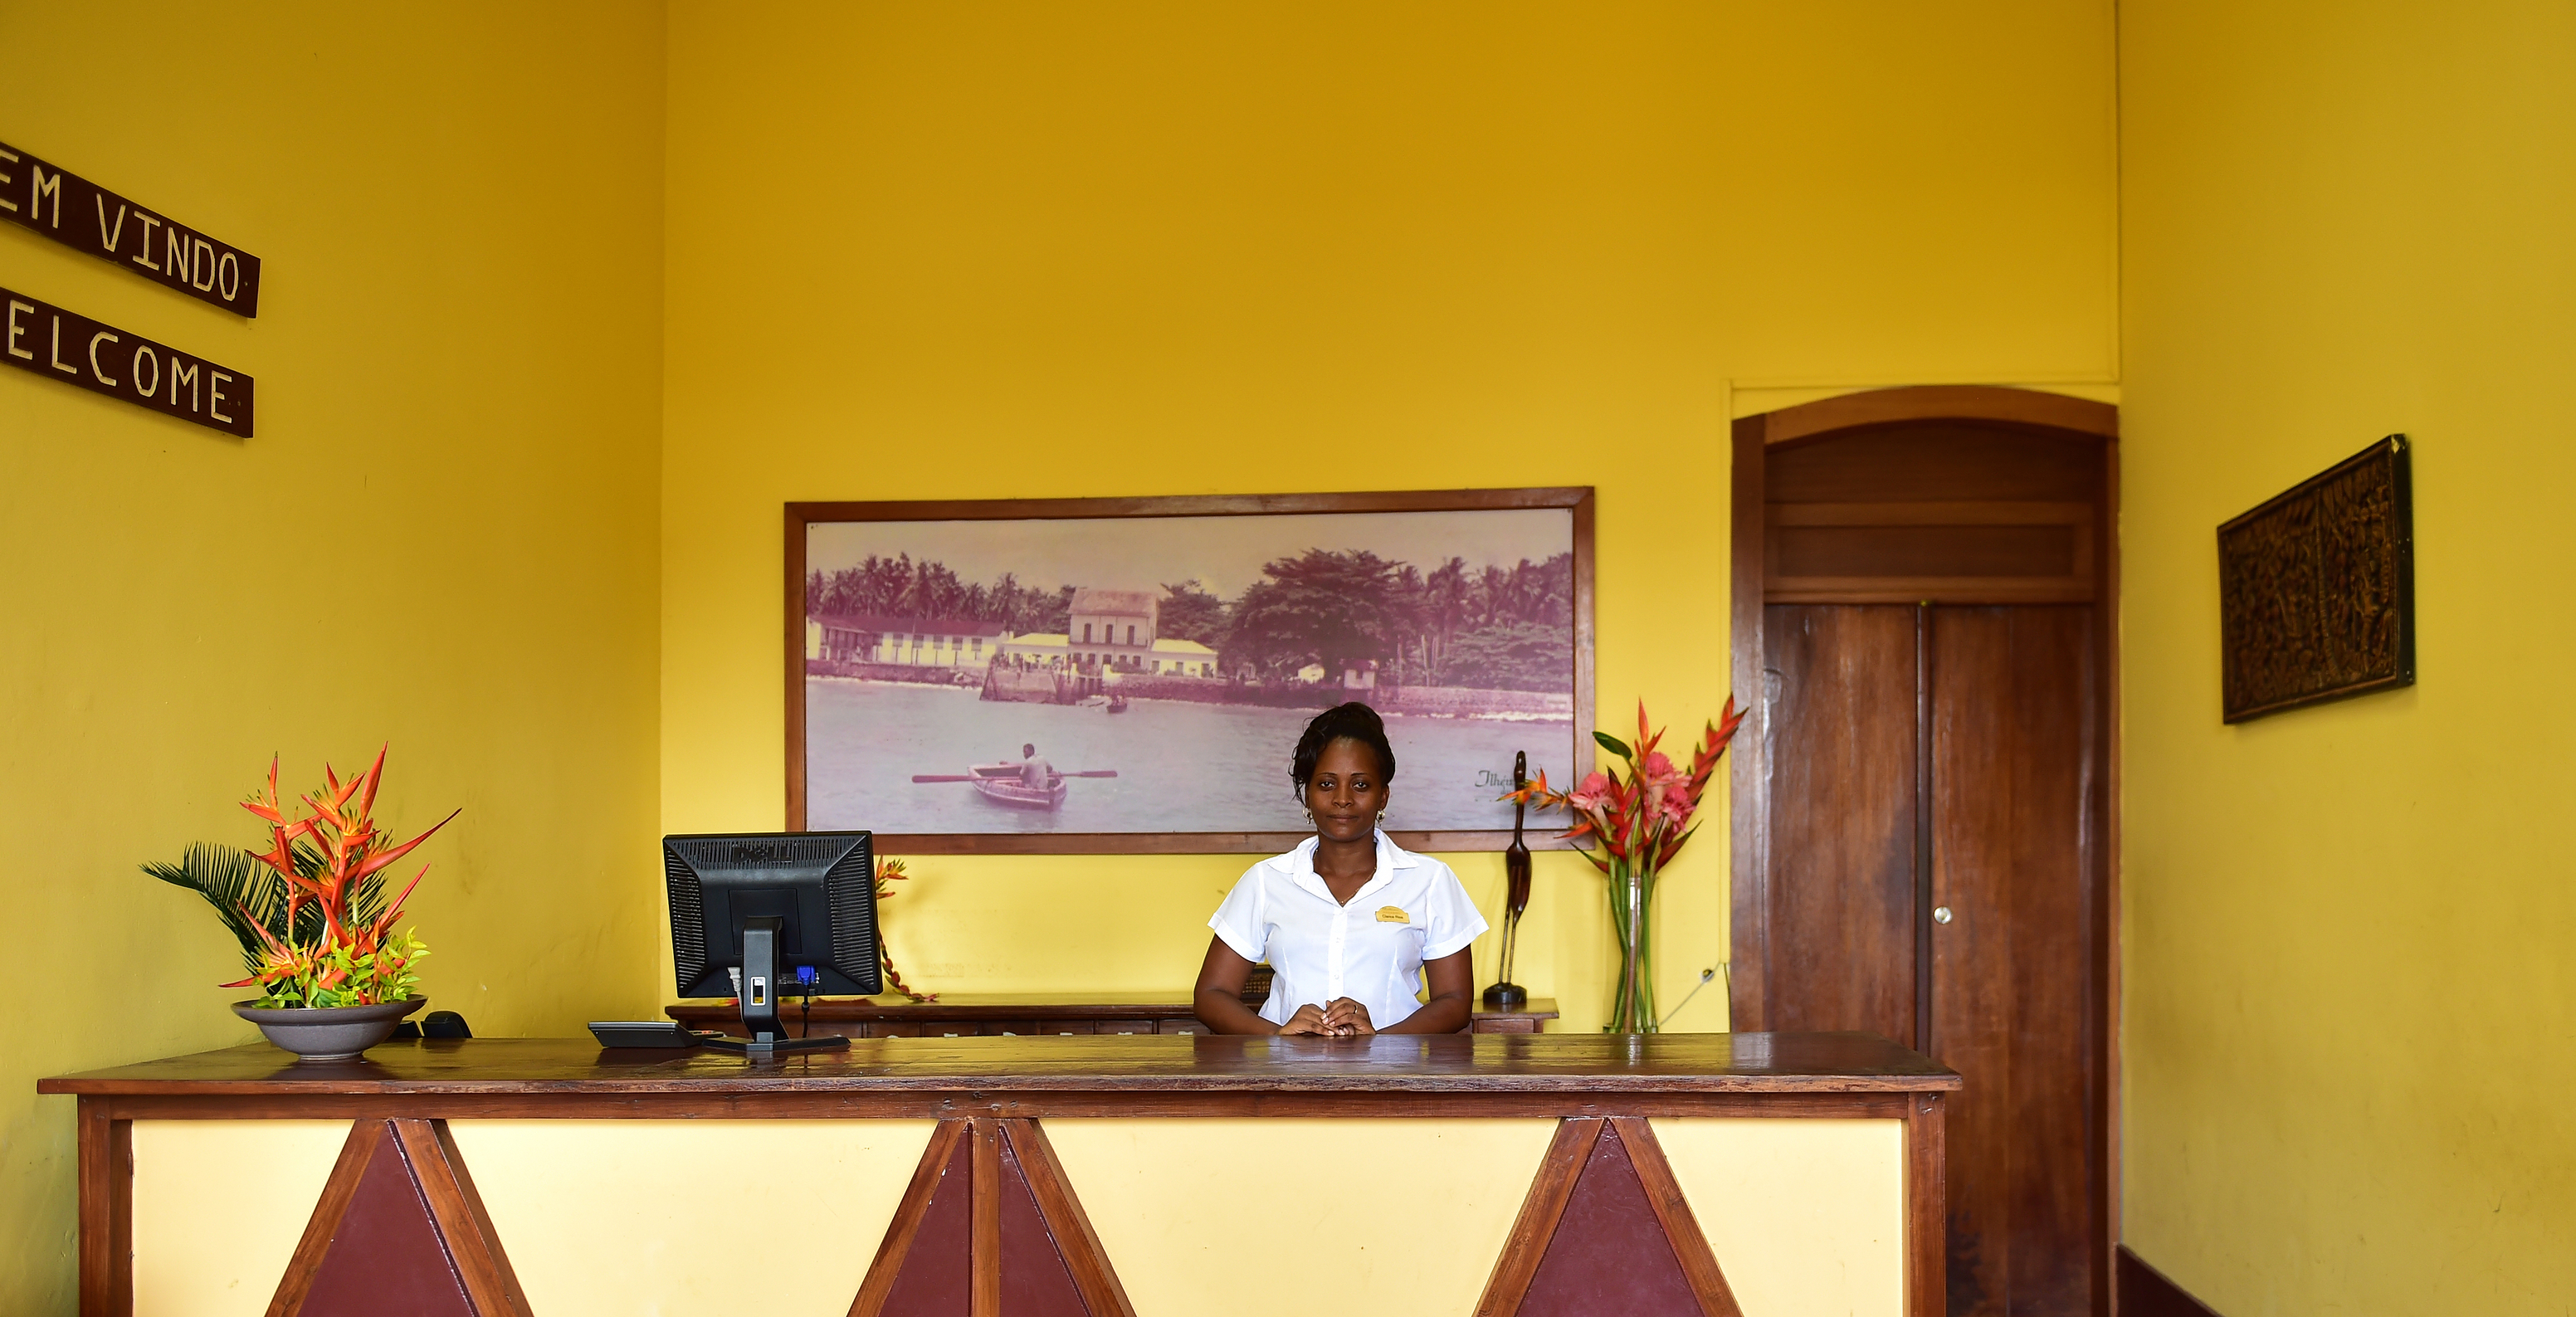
top-left (2217, 435), bottom-right (2413, 722)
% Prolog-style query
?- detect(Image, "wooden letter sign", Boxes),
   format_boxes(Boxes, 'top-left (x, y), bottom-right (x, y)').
top-left (2217, 435), bottom-right (2413, 722)
top-left (0, 138), bottom-right (263, 315)
top-left (2, 287), bottom-right (254, 437)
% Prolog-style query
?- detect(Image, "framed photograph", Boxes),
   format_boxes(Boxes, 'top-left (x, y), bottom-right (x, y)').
top-left (786, 489), bottom-right (1593, 854)
top-left (2218, 434), bottom-right (2414, 722)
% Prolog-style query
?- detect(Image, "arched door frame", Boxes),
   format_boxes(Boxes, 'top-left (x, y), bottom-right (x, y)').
top-left (1726, 383), bottom-right (2120, 1310)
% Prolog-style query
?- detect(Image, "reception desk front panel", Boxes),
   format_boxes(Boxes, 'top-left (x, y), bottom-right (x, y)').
top-left (44, 1032), bottom-right (1956, 1317)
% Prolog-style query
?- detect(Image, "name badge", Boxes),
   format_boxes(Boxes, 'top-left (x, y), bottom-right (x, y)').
top-left (1376, 906), bottom-right (1410, 924)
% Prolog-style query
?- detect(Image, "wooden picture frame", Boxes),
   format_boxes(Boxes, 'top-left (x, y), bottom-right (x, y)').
top-left (787, 488), bottom-right (1594, 854)
top-left (2218, 435), bottom-right (2414, 723)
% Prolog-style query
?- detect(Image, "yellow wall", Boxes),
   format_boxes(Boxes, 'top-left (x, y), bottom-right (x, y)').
top-left (2119, 0), bottom-right (2576, 1309)
top-left (4, 3), bottom-right (2128, 1306)
top-left (0, 3), bottom-right (666, 1309)
top-left (659, 0), bottom-right (2120, 1032)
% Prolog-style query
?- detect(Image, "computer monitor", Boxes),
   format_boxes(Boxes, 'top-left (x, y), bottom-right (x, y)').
top-left (665, 831), bottom-right (881, 1056)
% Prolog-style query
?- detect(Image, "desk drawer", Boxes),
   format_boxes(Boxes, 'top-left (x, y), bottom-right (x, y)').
top-left (1157, 1019), bottom-right (1209, 1035)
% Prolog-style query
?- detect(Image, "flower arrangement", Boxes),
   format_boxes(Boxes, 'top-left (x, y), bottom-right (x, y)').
top-left (1505, 699), bottom-right (1744, 1033)
top-left (873, 858), bottom-right (937, 1002)
top-left (144, 749), bottom-right (455, 1009)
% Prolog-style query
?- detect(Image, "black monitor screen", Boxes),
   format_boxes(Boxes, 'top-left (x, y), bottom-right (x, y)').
top-left (665, 832), bottom-right (881, 998)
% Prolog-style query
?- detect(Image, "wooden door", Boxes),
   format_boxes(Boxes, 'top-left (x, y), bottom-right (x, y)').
top-left (1730, 388), bottom-right (2117, 1317)
top-left (1760, 605), bottom-right (1918, 1046)
top-left (1928, 605), bottom-right (2094, 1315)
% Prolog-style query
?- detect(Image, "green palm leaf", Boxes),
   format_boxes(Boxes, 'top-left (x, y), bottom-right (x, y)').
top-left (141, 843), bottom-right (284, 974)
top-left (141, 841), bottom-right (390, 973)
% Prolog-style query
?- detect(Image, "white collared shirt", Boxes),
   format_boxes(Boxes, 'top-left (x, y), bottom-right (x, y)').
top-left (1208, 831), bottom-right (1489, 1029)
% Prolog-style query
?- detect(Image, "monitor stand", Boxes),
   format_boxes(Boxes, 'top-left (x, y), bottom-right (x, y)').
top-left (700, 917), bottom-right (850, 1058)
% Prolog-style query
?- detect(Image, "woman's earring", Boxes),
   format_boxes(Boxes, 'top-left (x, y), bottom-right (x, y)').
top-left (1376, 809), bottom-right (1387, 825)
top-left (1305, 809), bottom-right (1315, 826)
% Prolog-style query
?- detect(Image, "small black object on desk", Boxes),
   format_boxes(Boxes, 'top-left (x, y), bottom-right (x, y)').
top-left (589, 1021), bottom-right (720, 1049)
top-left (392, 1010), bottom-right (476, 1041)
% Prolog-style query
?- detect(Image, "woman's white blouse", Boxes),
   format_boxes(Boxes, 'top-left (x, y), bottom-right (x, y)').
top-left (1208, 832), bottom-right (1489, 1029)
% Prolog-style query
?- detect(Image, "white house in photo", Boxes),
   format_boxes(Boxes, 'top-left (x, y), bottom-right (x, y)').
top-left (1067, 588), bottom-right (1158, 671)
top-left (807, 614), bottom-right (1007, 671)
top-left (1147, 637), bottom-right (1219, 676)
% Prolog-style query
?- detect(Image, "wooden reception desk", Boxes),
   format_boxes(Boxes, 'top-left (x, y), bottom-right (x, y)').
top-left (42, 1032), bottom-right (1955, 1317)
top-left (665, 991), bottom-right (1562, 1037)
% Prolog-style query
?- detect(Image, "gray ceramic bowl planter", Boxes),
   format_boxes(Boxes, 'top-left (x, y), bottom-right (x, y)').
top-left (233, 997), bottom-right (428, 1061)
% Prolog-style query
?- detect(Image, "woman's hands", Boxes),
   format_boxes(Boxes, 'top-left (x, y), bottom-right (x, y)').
top-left (1276, 1003), bottom-right (1333, 1035)
top-left (1322, 998), bottom-right (1376, 1036)
top-left (1276, 1000), bottom-right (1374, 1036)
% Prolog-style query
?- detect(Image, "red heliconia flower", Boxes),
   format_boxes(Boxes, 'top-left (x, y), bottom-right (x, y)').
top-left (1497, 697), bottom-right (1746, 879)
top-left (224, 748), bottom-right (456, 1005)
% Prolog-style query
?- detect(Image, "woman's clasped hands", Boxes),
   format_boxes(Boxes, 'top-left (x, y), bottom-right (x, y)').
top-left (1277, 998), bottom-right (1376, 1037)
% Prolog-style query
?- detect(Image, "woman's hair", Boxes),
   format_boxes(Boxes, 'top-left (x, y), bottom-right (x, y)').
top-left (1290, 702), bottom-right (1395, 799)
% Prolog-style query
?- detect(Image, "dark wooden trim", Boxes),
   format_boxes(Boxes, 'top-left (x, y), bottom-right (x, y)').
top-left (1904, 1095), bottom-right (1947, 1317)
top-left (850, 1119), bottom-right (967, 1317)
top-left (393, 1120), bottom-right (532, 1317)
top-left (1473, 1117), bottom-right (1598, 1317)
top-left (786, 502), bottom-right (811, 831)
top-left (1759, 386), bottom-right (2118, 447)
top-left (51, 1036), bottom-right (1960, 1097)
top-left (1912, 603), bottom-right (1933, 1056)
top-left (666, 993), bottom-right (1559, 1035)
top-left (1608, 1118), bottom-right (1744, 1317)
top-left (1726, 415), bottom-right (1769, 1031)
top-left (1764, 499), bottom-right (2099, 606)
top-left (2116, 1245), bottom-right (2225, 1317)
top-left (266, 1119), bottom-right (379, 1317)
top-left (1569, 486), bottom-right (1598, 817)
top-left (784, 485), bottom-right (1595, 853)
top-left (855, 828), bottom-right (1582, 857)
top-left (1005, 1120), bottom-right (1138, 1317)
top-left (788, 487), bottom-right (1599, 524)
top-left (95, 1088), bottom-right (1926, 1124)
top-left (2096, 431), bottom-right (2125, 1312)
top-left (76, 1100), bottom-right (132, 1317)
top-left (968, 1119), bottom-right (1001, 1317)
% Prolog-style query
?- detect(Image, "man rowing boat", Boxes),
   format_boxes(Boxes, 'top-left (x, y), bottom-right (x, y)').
top-left (1017, 743), bottom-right (1055, 788)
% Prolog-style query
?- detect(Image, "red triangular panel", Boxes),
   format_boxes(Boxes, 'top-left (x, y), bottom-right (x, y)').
top-left (298, 1130), bottom-right (477, 1317)
top-left (1516, 1122), bottom-right (1700, 1316)
top-left (881, 1127), bottom-right (973, 1317)
top-left (997, 1125), bottom-right (1090, 1317)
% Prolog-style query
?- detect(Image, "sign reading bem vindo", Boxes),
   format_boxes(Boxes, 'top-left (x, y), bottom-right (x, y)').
top-left (0, 138), bottom-right (262, 315)
top-left (2, 288), bottom-right (253, 436)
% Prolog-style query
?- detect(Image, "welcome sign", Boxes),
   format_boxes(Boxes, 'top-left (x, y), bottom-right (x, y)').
top-left (0, 138), bottom-right (263, 315)
top-left (2, 287), bottom-right (253, 436)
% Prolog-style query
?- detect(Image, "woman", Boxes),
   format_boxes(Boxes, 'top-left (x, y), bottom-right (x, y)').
top-left (1194, 702), bottom-right (1486, 1035)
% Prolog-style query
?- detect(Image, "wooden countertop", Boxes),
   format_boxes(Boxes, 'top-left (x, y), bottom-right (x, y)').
top-left (663, 993), bottom-right (1560, 1022)
top-left (41, 1032), bottom-right (1957, 1099)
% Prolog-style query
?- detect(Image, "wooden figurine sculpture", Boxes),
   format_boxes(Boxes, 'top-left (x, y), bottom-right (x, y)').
top-left (1482, 751), bottom-right (1532, 1008)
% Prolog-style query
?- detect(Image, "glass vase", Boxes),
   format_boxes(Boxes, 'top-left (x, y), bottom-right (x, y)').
top-left (1605, 858), bottom-right (1659, 1033)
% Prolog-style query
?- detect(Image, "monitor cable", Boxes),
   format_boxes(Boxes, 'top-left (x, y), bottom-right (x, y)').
top-left (794, 965), bottom-right (820, 1039)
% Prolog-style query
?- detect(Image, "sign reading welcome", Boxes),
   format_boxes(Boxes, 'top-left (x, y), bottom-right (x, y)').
top-left (2, 288), bottom-right (253, 436)
top-left (0, 139), bottom-right (263, 315)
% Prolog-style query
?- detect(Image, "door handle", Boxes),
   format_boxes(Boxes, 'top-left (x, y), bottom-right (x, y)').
top-left (1933, 905), bottom-right (1954, 924)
